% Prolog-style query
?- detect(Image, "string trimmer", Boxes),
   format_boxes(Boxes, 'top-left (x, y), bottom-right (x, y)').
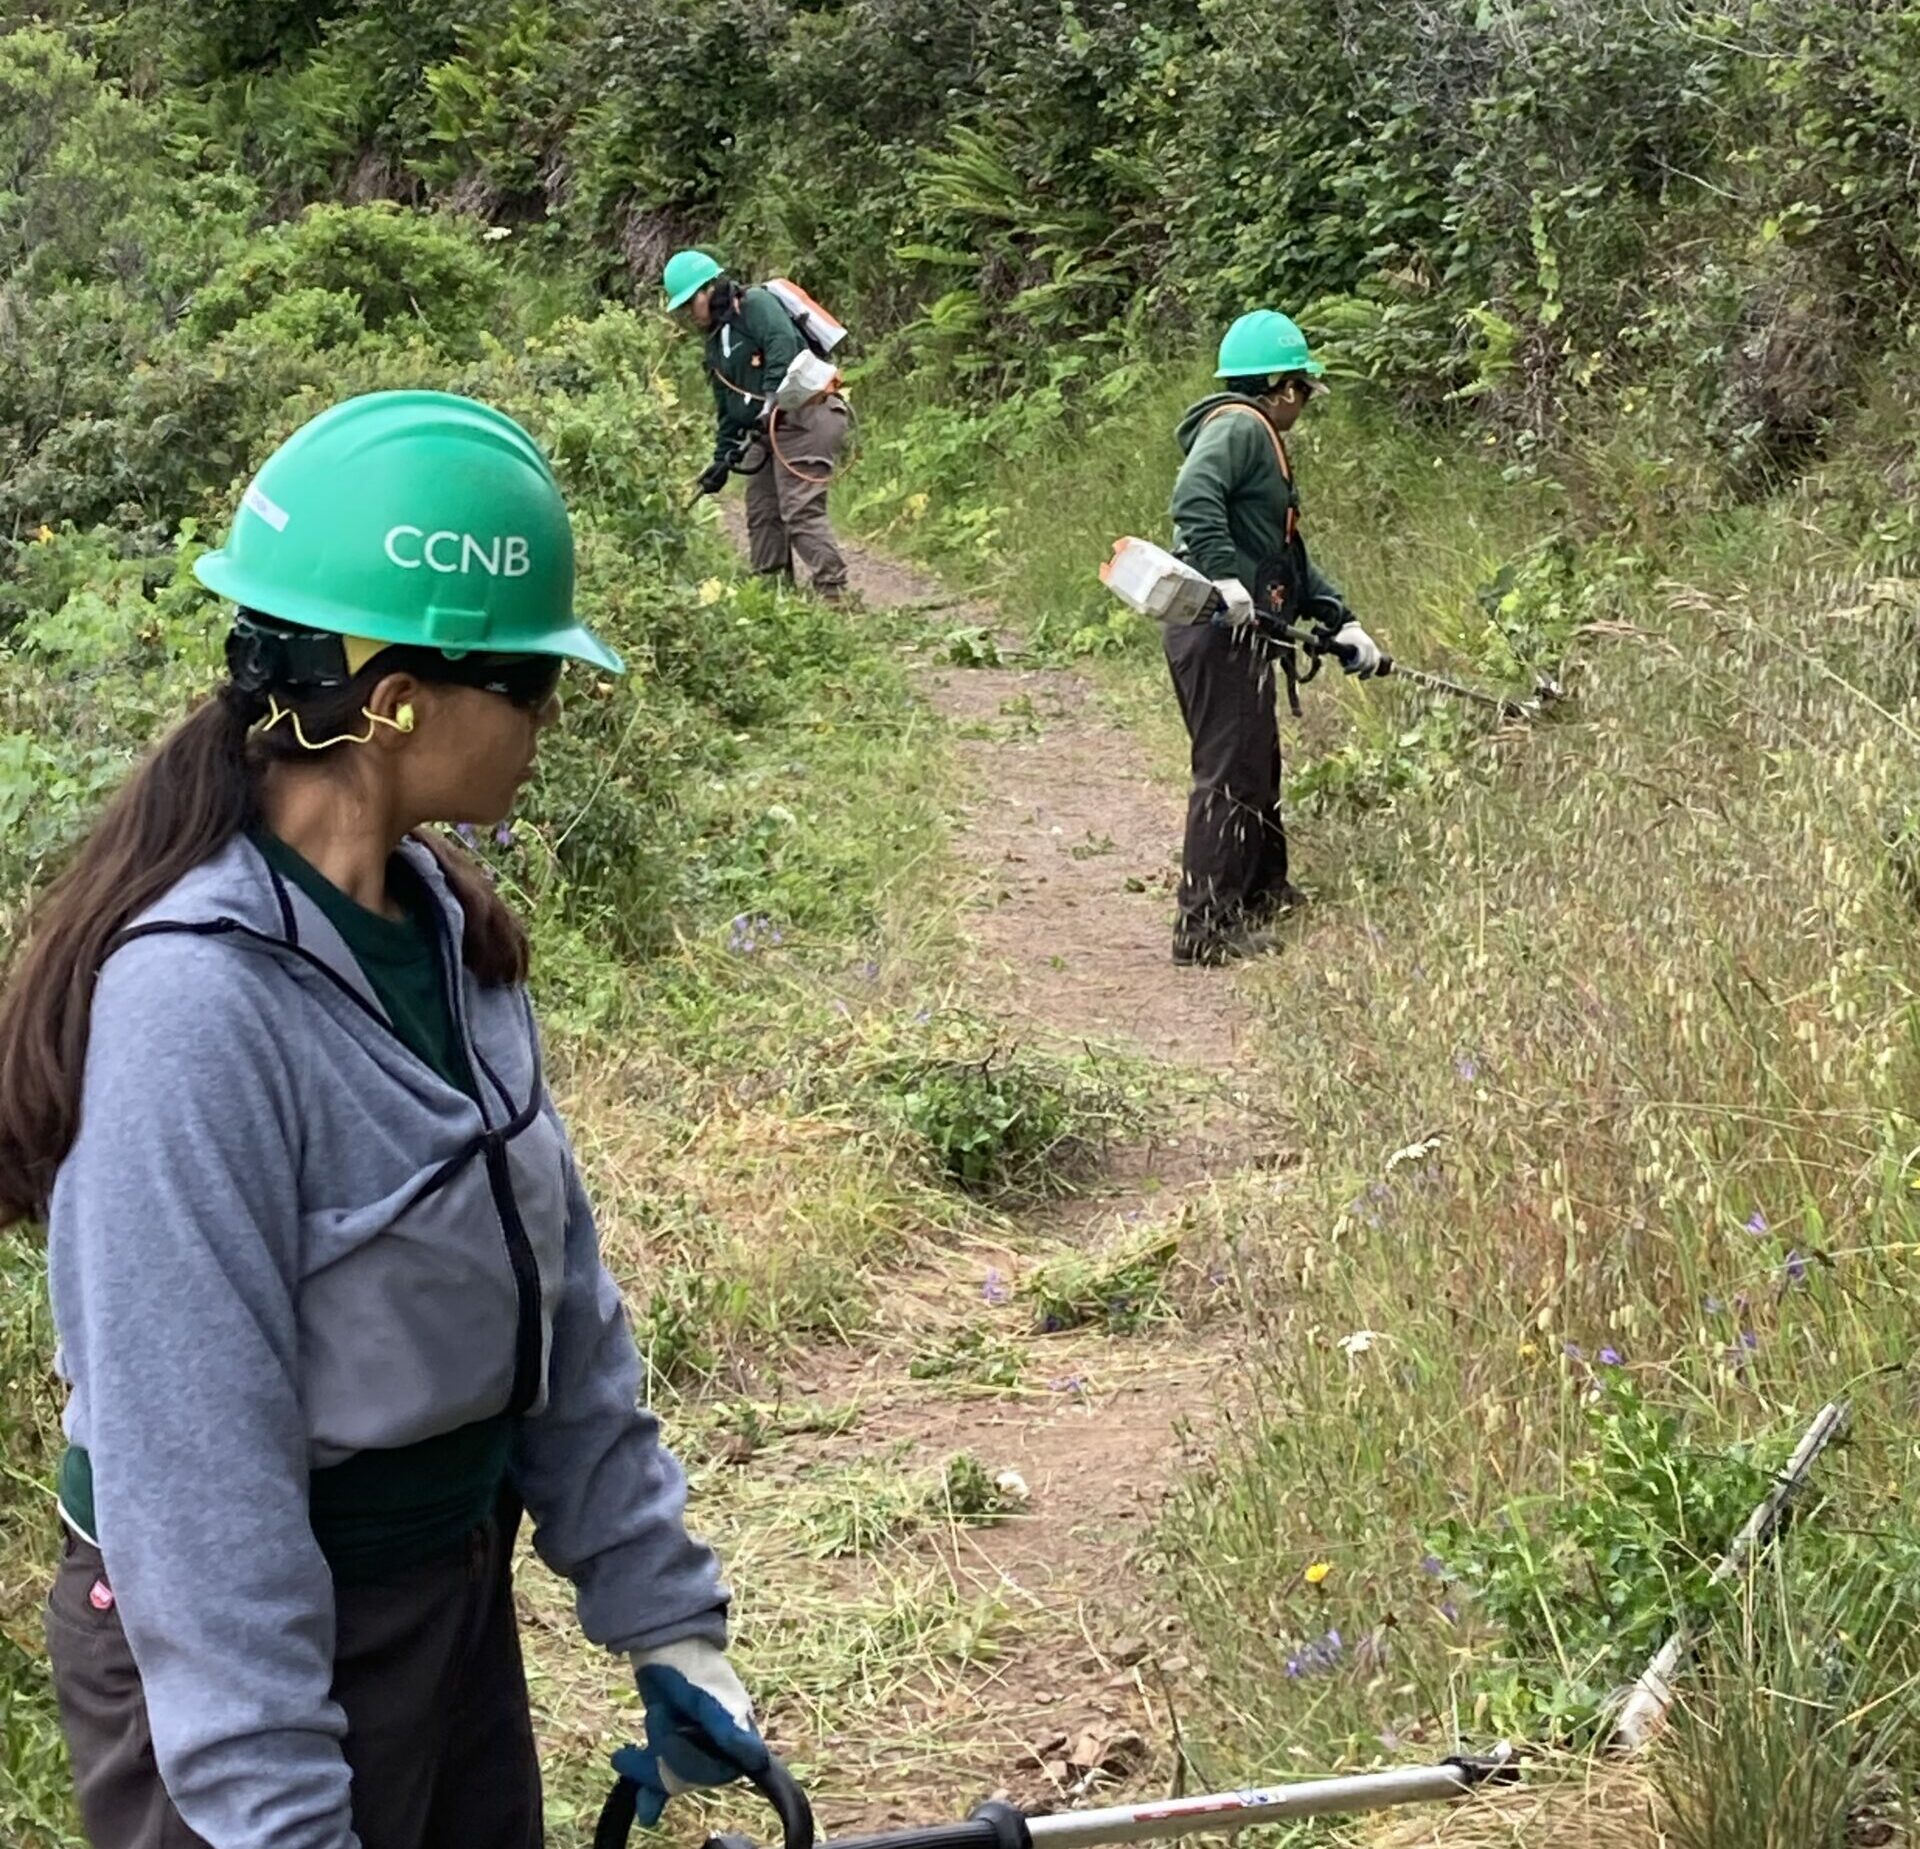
top-left (1099, 536), bottom-right (1563, 720)
top-left (597, 1746), bottom-right (1521, 1849)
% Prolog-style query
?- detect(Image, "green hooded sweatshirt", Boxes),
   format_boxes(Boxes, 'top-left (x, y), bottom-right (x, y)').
top-left (1170, 393), bottom-right (1343, 623)
top-left (706, 283), bottom-right (805, 465)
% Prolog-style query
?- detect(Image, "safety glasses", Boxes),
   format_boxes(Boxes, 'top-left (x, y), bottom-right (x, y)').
top-left (227, 615), bottom-right (565, 711)
top-left (430, 651), bottom-right (566, 711)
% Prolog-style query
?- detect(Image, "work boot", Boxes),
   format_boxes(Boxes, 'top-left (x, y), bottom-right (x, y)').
top-left (1171, 921), bottom-right (1283, 968)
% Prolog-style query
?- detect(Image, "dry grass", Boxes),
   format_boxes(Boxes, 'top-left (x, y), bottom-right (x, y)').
top-left (1370, 1755), bottom-right (1670, 1849)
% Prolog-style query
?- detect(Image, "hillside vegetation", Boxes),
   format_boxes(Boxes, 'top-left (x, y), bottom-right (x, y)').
top-left (5, 3), bottom-right (1920, 1846)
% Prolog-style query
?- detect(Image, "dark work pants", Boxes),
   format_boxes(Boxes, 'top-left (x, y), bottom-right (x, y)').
top-left (742, 394), bottom-right (852, 594)
top-left (1163, 617), bottom-right (1289, 947)
top-left (44, 1508), bottom-right (543, 1849)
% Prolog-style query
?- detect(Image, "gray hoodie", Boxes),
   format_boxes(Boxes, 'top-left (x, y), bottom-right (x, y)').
top-left (49, 833), bottom-right (724, 1849)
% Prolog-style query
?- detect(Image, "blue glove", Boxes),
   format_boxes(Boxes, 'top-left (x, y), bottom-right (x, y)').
top-left (611, 1640), bottom-right (767, 1827)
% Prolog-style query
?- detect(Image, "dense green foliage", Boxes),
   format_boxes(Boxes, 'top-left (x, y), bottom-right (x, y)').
top-left (22, 0), bottom-right (1914, 478)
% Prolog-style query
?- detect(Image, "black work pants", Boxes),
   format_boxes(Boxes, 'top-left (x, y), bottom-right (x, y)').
top-left (1163, 617), bottom-right (1289, 947)
top-left (44, 1506), bottom-right (543, 1849)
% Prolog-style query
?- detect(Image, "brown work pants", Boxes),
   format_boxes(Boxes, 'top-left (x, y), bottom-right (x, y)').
top-left (1163, 616), bottom-right (1290, 950)
top-left (44, 1509), bottom-right (542, 1849)
top-left (742, 394), bottom-right (851, 595)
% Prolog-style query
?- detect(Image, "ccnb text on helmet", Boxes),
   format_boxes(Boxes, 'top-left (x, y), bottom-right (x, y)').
top-left (383, 526), bottom-right (532, 577)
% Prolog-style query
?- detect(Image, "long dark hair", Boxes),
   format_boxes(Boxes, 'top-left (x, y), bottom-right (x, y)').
top-left (0, 648), bottom-right (530, 1227)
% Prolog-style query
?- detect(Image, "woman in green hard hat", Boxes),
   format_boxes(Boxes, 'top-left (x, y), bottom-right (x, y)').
top-left (1164, 310), bottom-right (1388, 967)
top-left (663, 247), bottom-right (852, 602)
top-left (0, 391), bottom-right (766, 1848)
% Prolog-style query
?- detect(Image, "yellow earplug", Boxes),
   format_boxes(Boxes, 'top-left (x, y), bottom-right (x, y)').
top-left (261, 698), bottom-right (418, 750)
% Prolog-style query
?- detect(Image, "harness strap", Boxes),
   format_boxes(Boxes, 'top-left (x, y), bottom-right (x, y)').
top-left (710, 363), bottom-right (770, 407)
top-left (1201, 402), bottom-right (1297, 543)
top-left (711, 366), bottom-right (846, 486)
top-left (711, 324), bottom-right (844, 484)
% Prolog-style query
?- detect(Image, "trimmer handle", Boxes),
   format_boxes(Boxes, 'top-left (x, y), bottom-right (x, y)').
top-left (1214, 603), bottom-right (1393, 682)
top-left (596, 1751), bottom-right (815, 1849)
top-left (1315, 629), bottom-right (1393, 681)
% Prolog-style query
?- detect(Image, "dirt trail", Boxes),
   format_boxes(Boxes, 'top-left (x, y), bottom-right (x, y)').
top-left (847, 548), bottom-right (1250, 1071)
top-left (718, 512), bottom-right (1259, 1829)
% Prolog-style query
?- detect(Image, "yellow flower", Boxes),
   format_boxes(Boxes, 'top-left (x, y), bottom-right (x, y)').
top-left (697, 578), bottom-right (726, 607)
top-left (905, 491), bottom-right (930, 519)
top-left (1519, 1341), bottom-right (1539, 1359)
top-left (1304, 1561), bottom-right (1332, 1586)
top-left (34, 523), bottom-right (54, 543)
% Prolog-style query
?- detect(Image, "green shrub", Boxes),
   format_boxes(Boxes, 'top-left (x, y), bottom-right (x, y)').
top-left (181, 203), bottom-right (502, 356)
top-left (1433, 1379), bottom-right (1779, 1741)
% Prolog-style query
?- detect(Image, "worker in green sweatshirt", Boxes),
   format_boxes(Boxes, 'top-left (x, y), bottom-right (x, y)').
top-left (664, 248), bottom-right (851, 602)
top-left (1165, 310), bottom-right (1387, 967)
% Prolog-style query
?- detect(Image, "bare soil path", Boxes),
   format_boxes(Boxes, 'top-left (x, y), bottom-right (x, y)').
top-left (711, 512), bottom-right (1270, 1830)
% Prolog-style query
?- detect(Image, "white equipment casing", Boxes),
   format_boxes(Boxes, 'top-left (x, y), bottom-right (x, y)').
top-left (764, 278), bottom-right (849, 353)
top-left (776, 348), bottom-right (841, 410)
top-left (1100, 535), bottom-right (1217, 625)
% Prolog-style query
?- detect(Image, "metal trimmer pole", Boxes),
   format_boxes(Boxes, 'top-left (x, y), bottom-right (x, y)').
top-left (807, 1750), bottom-right (1521, 1849)
top-left (605, 1737), bottom-right (1520, 1849)
top-left (1383, 661), bottom-right (1558, 720)
top-left (1020, 1751), bottom-right (1520, 1847)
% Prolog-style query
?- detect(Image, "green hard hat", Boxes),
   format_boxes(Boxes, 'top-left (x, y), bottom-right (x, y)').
top-left (1215, 309), bottom-right (1324, 381)
top-left (194, 391), bottom-right (623, 673)
top-left (663, 248), bottom-right (723, 311)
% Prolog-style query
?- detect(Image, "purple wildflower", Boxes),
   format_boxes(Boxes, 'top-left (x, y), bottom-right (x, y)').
top-left (493, 823), bottom-right (515, 848)
top-left (1563, 1341), bottom-right (1584, 1360)
top-left (859, 960), bottom-right (880, 982)
top-left (1454, 1052), bottom-right (1480, 1082)
top-left (1598, 1346), bottom-right (1623, 1367)
top-left (1049, 1375), bottom-right (1085, 1394)
top-left (1740, 1329), bottom-right (1759, 1350)
top-left (1704, 1294), bottom-right (1724, 1315)
top-left (1782, 1250), bottom-right (1809, 1286)
top-left (981, 1270), bottom-right (1011, 1306)
top-left (1420, 1554), bottom-right (1447, 1578)
top-left (1440, 1600), bottom-right (1460, 1625)
top-left (728, 913), bottom-right (780, 955)
top-left (455, 822), bottom-right (478, 842)
top-left (1285, 1629), bottom-right (1345, 1678)
top-left (1747, 1209), bottom-right (1768, 1236)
